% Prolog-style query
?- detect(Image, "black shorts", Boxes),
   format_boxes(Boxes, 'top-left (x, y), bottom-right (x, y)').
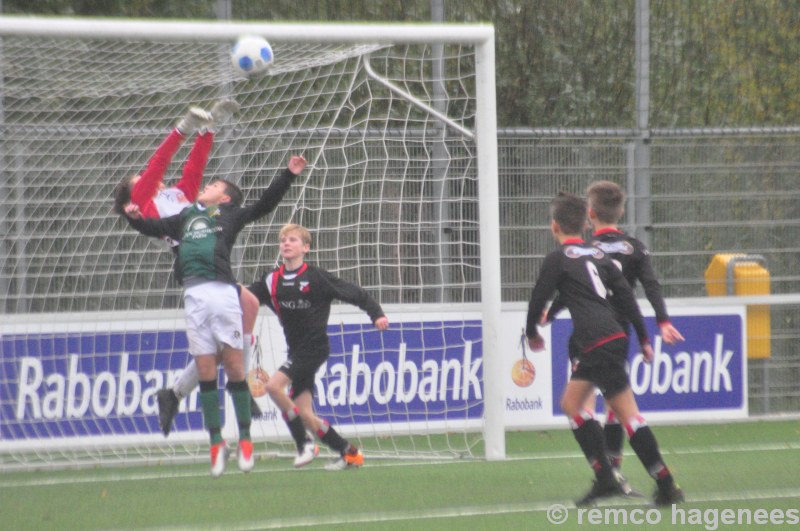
top-left (570, 337), bottom-right (630, 399)
top-left (278, 350), bottom-right (327, 398)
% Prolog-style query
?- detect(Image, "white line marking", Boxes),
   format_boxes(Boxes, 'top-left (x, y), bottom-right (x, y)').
top-left (1, 440), bottom-right (798, 489)
top-left (136, 488), bottom-right (800, 531)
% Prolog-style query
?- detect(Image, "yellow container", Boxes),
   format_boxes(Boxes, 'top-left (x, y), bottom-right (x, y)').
top-left (704, 254), bottom-right (770, 358)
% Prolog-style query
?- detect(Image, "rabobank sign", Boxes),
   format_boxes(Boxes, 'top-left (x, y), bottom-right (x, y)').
top-left (3, 309), bottom-right (742, 443)
top-left (550, 313), bottom-right (746, 417)
top-left (314, 321), bottom-right (484, 423)
top-left (1, 319), bottom-right (484, 441)
top-left (0, 331), bottom-right (205, 440)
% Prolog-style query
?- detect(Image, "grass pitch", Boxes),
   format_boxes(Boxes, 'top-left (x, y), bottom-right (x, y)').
top-left (1, 419), bottom-right (798, 530)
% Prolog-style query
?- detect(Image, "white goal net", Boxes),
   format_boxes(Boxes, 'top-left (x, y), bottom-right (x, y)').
top-left (0, 18), bottom-right (502, 470)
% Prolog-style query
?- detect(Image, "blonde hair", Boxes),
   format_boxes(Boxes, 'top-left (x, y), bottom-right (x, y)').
top-left (279, 223), bottom-right (312, 246)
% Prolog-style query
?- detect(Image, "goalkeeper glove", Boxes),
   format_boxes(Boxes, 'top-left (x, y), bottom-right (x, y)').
top-left (208, 99), bottom-right (241, 132)
top-left (176, 107), bottom-right (213, 136)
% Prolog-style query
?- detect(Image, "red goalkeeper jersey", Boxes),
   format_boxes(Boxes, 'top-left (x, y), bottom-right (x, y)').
top-left (130, 129), bottom-right (212, 220)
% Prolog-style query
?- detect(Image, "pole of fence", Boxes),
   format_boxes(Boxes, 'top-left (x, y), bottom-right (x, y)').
top-left (633, 0), bottom-right (652, 250)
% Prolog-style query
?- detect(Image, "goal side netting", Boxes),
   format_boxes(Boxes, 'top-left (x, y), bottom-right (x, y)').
top-left (0, 17), bottom-right (502, 470)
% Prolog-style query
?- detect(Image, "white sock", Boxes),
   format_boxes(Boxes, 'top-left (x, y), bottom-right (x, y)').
top-left (173, 359), bottom-right (200, 400)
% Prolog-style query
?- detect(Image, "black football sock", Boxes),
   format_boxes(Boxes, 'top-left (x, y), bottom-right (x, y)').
top-left (282, 407), bottom-right (308, 452)
top-left (317, 420), bottom-right (350, 455)
top-left (626, 418), bottom-right (674, 486)
top-left (570, 413), bottom-right (615, 483)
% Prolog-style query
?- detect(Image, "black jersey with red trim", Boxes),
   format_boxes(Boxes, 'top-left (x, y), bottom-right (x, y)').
top-left (126, 167), bottom-right (296, 286)
top-left (526, 238), bottom-right (649, 353)
top-left (248, 263), bottom-right (385, 357)
top-left (591, 228), bottom-right (670, 324)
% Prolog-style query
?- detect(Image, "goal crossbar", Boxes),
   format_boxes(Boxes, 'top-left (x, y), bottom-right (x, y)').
top-left (0, 16), bottom-right (494, 45)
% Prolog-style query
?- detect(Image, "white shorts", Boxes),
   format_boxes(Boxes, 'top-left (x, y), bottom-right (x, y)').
top-left (183, 281), bottom-right (243, 357)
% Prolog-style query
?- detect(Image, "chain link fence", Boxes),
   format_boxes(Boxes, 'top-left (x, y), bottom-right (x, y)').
top-left (498, 129), bottom-right (800, 413)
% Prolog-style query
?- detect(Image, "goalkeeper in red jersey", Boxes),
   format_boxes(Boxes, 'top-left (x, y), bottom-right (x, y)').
top-left (246, 224), bottom-right (389, 470)
top-left (112, 100), bottom-right (265, 437)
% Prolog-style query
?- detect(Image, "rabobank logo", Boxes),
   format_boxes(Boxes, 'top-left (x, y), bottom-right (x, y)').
top-left (15, 353), bottom-right (166, 420)
top-left (506, 396), bottom-right (543, 411)
top-left (511, 358), bottom-right (535, 387)
top-left (629, 334), bottom-right (734, 395)
top-left (247, 367), bottom-right (269, 398)
top-left (315, 320), bottom-right (484, 422)
top-left (0, 320), bottom-right (486, 435)
top-left (1, 331), bottom-right (206, 439)
top-left (511, 332), bottom-right (535, 388)
top-left (550, 313), bottom-right (745, 415)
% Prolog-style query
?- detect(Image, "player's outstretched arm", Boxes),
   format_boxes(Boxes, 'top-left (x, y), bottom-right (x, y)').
top-left (642, 343), bottom-right (655, 363)
top-left (637, 243), bottom-right (672, 325)
top-left (239, 155), bottom-right (307, 225)
top-left (123, 207), bottom-right (182, 241)
top-left (177, 132), bottom-right (213, 202)
top-left (525, 252), bottom-right (561, 340)
top-left (124, 203), bottom-right (142, 219)
top-left (527, 333), bottom-right (545, 352)
top-left (659, 322), bottom-right (685, 345)
top-left (244, 273), bottom-right (278, 316)
top-left (130, 129), bottom-right (186, 208)
top-left (288, 154), bottom-right (307, 175)
top-left (319, 269), bottom-right (385, 324)
top-left (544, 295), bottom-right (565, 323)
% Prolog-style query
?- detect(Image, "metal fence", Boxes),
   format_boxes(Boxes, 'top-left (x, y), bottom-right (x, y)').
top-left (497, 129), bottom-right (800, 414)
top-left (498, 129), bottom-right (800, 299)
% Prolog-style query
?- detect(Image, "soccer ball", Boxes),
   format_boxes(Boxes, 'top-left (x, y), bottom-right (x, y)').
top-left (231, 35), bottom-right (274, 76)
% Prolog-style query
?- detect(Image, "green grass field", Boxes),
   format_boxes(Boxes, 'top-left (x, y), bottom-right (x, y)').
top-left (2, 420), bottom-right (799, 530)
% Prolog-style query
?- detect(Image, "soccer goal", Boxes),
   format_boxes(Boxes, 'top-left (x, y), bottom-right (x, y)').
top-left (0, 16), bottom-right (503, 470)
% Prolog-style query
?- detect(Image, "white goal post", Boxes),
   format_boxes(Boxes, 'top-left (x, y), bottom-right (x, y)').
top-left (0, 16), bottom-right (503, 469)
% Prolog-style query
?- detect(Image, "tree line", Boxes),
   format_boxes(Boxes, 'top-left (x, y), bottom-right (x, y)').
top-left (6, 0), bottom-right (799, 128)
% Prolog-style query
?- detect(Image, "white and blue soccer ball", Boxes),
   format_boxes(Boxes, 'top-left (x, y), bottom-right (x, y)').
top-left (231, 35), bottom-right (274, 76)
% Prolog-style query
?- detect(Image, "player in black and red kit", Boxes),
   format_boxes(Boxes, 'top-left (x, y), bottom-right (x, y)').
top-left (526, 192), bottom-right (683, 506)
top-left (586, 180), bottom-right (684, 486)
top-left (544, 181), bottom-right (686, 495)
top-left (247, 224), bottom-right (389, 470)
